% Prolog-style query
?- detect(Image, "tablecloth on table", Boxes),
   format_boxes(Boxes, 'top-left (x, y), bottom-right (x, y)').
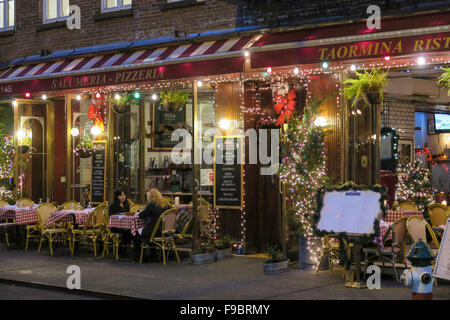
top-left (108, 214), bottom-right (144, 236)
top-left (47, 209), bottom-right (94, 226)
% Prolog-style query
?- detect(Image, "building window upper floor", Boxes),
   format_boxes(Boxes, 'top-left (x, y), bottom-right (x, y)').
top-left (43, 0), bottom-right (70, 23)
top-left (101, 0), bottom-right (132, 13)
top-left (0, 0), bottom-right (14, 31)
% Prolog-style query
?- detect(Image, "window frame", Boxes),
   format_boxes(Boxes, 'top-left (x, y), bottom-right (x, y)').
top-left (43, 0), bottom-right (69, 24)
top-left (0, 0), bottom-right (15, 31)
top-left (101, 0), bottom-right (132, 13)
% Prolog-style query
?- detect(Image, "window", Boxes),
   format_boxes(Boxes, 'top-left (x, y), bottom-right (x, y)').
top-left (0, 0), bottom-right (15, 31)
top-left (101, 0), bottom-right (132, 12)
top-left (43, 0), bottom-right (69, 23)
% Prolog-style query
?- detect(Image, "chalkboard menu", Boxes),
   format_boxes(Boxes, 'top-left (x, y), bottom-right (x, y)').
top-left (214, 136), bottom-right (243, 209)
top-left (153, 102), bottom-right (186, 149)
top-left (90, 140), bottom-right (107, 204)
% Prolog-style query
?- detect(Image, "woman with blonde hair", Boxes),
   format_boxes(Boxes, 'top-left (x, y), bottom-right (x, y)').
top-left (132, 189), bottom-right (170, 262)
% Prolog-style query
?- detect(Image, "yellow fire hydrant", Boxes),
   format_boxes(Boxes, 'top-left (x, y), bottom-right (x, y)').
top-left (400, 239), bottom-right (435, 300)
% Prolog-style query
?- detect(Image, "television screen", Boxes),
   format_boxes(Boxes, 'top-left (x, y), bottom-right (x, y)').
top-left (434, 113), bottom-right (450, 132)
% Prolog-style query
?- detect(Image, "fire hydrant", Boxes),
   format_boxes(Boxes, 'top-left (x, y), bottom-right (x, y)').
top-left (400, 239), bottom-right (435, 300)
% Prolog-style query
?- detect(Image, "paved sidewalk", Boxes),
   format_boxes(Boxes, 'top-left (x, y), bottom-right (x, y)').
top-left (0, 245), bottom-right (449, 300)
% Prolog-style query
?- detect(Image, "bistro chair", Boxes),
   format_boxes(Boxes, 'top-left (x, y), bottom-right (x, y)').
top-left (428, 203), bottom-right (449, 228)
top-left (25, 203), bottom-right (48, 250)
top-left (0, 199), bottom-right (8, 208)
top-left (70, 206), bottom-right (104, 256)
top-left (0, 218), bottom-right (15, 247)
top-left (189, 197), bottom-right (211, 208)
top-left (139, 208), bottom-right (181, 265)
top-left (175, 210), bottom-right (193, 241)
top-left (17, 198), bottom-right (34, 208)
top-left (398, 201), bottom-right (418, 211)
top-left (130, 204), bottom-right (145, 213)
top-left (101, 207), bottom-right (120, 260)
top-left (406, 216), bottom-right (440, 252)
top-left (163, 197), bottom-right (174, 207)
top-left (36, 203), bottom-right (70, 256)
top-left (61, 200), bottom-right (83, 210)
top-left (363, 217), bottom-right (409, 283)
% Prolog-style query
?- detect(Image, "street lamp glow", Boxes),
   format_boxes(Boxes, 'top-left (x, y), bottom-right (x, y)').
top-left (70, 127), bottom-right (80, 137)
top-left (314, 116), bottom-right (327, 127)
top-left (91, 125), bottom-right (102, 137)
top-left (219, 118), bottom-right (231, 130)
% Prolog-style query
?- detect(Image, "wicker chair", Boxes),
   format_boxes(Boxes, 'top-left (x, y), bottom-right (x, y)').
top-left (61, 200), bottom-right (83, 210)
top-left (17, 198), bottom-right (35, 208)
top-left (37, 203), bottom-right (69, 256)
top-left (428, 203), bottom-right (449, 228)
top-left (398, 201), bottom-right (418, 211)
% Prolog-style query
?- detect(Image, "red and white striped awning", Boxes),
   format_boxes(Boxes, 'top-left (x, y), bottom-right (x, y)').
top-left (0, 35), bottom-right (257, 83)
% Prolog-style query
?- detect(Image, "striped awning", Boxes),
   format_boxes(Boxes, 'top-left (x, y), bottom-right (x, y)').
top-left (0, 35), bottom-right (258, 95)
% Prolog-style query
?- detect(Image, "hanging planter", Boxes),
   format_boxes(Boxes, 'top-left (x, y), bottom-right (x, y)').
top-left (343, 68), bottom-right (388, 107)
top-left (160, 91), bottom-right (190, 112)
top-left (108, 93), bottom-right (132, 114)
top-left (75, 130), bottom-right (94, 158)
top-left (19, 145), bottom-right (30, 154)
top-left (438, 67), bottom-right (450, 96)
top-left (78, 149), bottom-right (93, 158)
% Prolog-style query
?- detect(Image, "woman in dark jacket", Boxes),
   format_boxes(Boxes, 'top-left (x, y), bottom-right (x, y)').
top-left (109, 190), bottom-right (132, 259)
top-left (133, 189), bottom-right (170, 262)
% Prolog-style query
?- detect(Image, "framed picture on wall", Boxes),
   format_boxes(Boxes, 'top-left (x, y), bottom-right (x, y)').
top-left (398, 139), bottom-right (413, 164)
top-left (428, 119), bottom-right (436, 135)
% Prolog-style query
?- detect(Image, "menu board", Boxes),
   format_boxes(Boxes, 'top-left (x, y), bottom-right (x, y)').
top-left (90, 140), bottom-right (107, 204)
top-left (317, 190), bottom-right (381, 235)
top-left (434, 219), bottom-right (450, 281)
top-left (214, 136), bottom-right (243, 209)
top-left (153, 102), bottom-right (186, 149)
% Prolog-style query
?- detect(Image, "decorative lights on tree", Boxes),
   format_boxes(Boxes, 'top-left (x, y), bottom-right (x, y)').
top-left (279, 98), bottom-right (329, 265)
top-left (395, 159), bottom-right (434, 216)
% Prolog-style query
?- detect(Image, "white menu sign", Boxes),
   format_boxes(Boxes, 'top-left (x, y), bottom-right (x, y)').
top-left (317, 190), bottom-right (381, 234)
top-left (434, 218), bottom-right (450, 281)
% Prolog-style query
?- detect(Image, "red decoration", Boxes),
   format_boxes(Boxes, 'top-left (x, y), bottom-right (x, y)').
top-left (273, 89), bottom-right (297, 126)
top-left (88, 104), bottom-right (104, 132)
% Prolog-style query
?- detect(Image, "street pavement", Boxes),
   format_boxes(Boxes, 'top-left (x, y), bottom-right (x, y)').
top-left (0, 244), bottom-right (449, 300)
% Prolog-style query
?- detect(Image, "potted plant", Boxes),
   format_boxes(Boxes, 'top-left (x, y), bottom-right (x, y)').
top-left (343, 68), bottom-right (388, 107)
top-left (18, 135), bottom-right (32, 154)
top-left (263, 246), bottom-right (289, 275)
top-left (108, 93), bottom-right (132, 114)
top-left (213, 235), bottom-right (232, 260)
top-left (160, 91), bottom-right (190, 111)
top-left (438, 67), bottom-right (450, 95)
top-left (190, 243), bottom-right (216, 265)
top-left (75, 131), bottom-right (94, 158)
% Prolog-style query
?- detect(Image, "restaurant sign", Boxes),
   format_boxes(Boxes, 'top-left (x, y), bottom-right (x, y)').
top-left (0, 57), bottom-right (243, 97)
top-left (251, 32), bottom-right (450, 68)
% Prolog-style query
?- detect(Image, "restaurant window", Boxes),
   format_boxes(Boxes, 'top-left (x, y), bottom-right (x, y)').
top-left (43, 0), bottom-right (69, 23)
top-left (0, 0), bottom-right (14, 31)
top-left (101, 0), bottom-right (132, 12)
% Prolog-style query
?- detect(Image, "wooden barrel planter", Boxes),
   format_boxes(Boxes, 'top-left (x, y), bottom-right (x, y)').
top-left (215, 248), bottom-right (232, 261)
top-left (263, 259), bottom-right (290, 275)
top-left (191, 251), bottom-right (216, 265)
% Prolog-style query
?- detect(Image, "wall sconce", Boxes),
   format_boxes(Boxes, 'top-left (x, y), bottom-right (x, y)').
top-left (314, 116), bottom-right (327, 127)
top-left (219, 118), bottom-right (231, 130)
top-left (71, 127), bottom-right (80, 137)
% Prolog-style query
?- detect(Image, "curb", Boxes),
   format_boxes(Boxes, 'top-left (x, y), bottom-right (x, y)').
top-left (0, 277), bottom-right (146, 300)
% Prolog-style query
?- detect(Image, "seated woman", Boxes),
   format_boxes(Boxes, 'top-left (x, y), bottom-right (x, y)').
top-left (132, 189), bottom-right (170, 262)
top-left (109, 189), bottom-right (132, 259)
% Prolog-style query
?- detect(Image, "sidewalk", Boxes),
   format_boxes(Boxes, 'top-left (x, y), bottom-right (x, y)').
top-left (0, 245), bottom-right (449, 300)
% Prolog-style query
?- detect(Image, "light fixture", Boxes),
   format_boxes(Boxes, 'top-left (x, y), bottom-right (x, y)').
top-left (244, 50), bottom-right (249, 57)
top-left (350, 64), bottom-right (357, 71)
top-left (25, 92), bottom-right (31, 98)
top-left (322, 62), bottom-right (329, 69)
top-left (12, 99), bottom-right (18, 107)
top-left (266, 67), bottom-right (272, 74)
top-left (356, 109), bottom-right (362, 115)
top-left (442, 200), bottom-right (447, 206)
top-left (76, 94), bottom-right (81, 101)
top-left (294, 67), bottom-right (299, 75)
top-left (114, 93), bottom-right (121, 100)
top-left (70, 127), bottom-right (80, 137)
top-left (219, 118), bottom-right (231, 130)
top-left (384, 56), bottom-right (391, 61)
top-left (151, 94), bottom-right (158, 101)
top-left (314, 116), bottom-right (327, 127)
top-left (42, 94), bottom-right (47, 100)
top-left (18, 130), bottom-right (26, 140)
top-left (134, 91), bottom-right (140, 99)
top-left (417, 57), bottom-right (426, 65)
top-left (95, 92), bottom-right (101, 99)
top-left (91, 125), bottom-right (102, 137)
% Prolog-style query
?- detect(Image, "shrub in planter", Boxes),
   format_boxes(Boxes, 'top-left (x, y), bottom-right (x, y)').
top-left (190, 244), bottom-right (216, 265)
top-left (213, 235), bottom-right (232, 261)
top-left (263, 246), bottom-right (289, 275)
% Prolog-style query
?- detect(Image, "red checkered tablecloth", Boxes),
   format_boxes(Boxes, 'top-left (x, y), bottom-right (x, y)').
top-left (108, 214), bottom-right (144, 236)
top-left (47, 209), bottom-right (94, 226)
top-left (0, 208), bottom-right (38, 225)
top-left (384, 210), bottom-right (423, 223)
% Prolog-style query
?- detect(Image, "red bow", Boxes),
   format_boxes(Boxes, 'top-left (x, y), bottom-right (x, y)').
top-left (88, 104), bottom-right (104, 132)
top-left (273, 89), bottom-right (297, 126)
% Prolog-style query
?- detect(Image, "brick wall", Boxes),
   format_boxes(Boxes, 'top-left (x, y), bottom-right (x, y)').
top-left (0, 0), bottom-right (238, 64)
top-left (381, 100), bottom-right (415, 142)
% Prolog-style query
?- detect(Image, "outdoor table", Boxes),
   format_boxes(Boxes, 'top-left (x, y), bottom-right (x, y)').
top-left (108, 214), bottom-right (144, 236)
top-left (384, 210), bottom-right (423, 223)
top-left (47, 208), bottom-right (94, 226)
top-left (0, 206), bottom-right (38, 225)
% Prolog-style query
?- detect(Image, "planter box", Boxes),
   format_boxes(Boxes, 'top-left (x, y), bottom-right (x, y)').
top-left (215, 248), bottom-right (232, 261)
top-left (263, 259), bottom-right (290, 275)
top-left (191, 251), bottom-right (216, 265)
